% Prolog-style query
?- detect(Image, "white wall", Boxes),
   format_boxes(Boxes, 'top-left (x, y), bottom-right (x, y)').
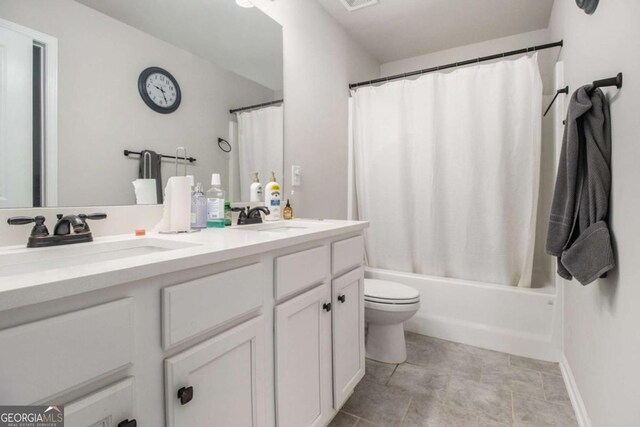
top-left (0, 0), bottom-right (275, 206)
top-left (381, 29), bottom-right (556, 94)
top-left (548, 1), bottom-right (640, 426)
top-left (252, 0), bottom-right (380, 219)
top-left (378, 29), bottom-right (558, 289)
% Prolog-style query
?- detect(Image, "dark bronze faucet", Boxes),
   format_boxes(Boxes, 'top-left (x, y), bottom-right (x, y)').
top-left (231, 206), bottom-right (270, 225)
top-left (7, 213), bottom-right (107, 248)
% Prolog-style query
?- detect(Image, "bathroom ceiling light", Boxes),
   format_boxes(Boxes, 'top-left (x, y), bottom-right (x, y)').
top-left (235, 0), bottom-right (254, 8)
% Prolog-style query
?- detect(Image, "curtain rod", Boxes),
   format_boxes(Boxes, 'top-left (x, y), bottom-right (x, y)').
top-left (349, 40), bottom-right (564, 90)
top-left (230, 99), bottom-right (284, 114)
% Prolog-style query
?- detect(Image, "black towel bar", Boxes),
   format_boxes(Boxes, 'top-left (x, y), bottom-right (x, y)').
top-left (123, 149), bottom-right (196, 163)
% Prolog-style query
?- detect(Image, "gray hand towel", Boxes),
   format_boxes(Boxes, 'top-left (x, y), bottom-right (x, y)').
top-left (546, 86), bottom-right (614, 285)
top-left (138, 150), bottom-right (163, 204)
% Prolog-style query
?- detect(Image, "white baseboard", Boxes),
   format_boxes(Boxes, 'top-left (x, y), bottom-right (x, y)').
top-left (405, 313), bottom-right (560, 362)
top-left (559, 354), bottom-right (591, 427)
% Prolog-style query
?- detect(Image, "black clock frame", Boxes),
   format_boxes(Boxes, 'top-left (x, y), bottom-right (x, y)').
top-left (138, 67), bottom-right (181, 114)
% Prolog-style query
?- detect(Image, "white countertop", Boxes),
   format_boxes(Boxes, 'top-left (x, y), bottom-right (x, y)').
top-left (0, 219), bottom-right (368, 311)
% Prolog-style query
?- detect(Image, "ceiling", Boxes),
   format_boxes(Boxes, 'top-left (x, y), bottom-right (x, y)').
top-left (76, 0), bottom-right (283, 91)
top-left (315, 0), bottom-right (555, 63)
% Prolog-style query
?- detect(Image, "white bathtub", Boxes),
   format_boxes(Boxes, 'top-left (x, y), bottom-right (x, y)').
top-left (366, 267), bottom-right (562, 361)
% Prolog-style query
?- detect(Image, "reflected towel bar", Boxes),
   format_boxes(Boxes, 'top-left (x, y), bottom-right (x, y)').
top-left (123, 150), bottom-right (196, 163)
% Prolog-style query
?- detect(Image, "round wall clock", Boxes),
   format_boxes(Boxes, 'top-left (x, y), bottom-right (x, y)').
top-left (138, 67), bottom-right (181, 114)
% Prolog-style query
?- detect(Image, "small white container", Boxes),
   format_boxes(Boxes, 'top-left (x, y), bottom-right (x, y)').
top-left (249, 172), bottom-right (263, 202)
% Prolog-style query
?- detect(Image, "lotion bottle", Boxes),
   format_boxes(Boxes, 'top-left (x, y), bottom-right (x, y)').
top-left (250, 172), bottom-right (263, 202)
top-left (264, 171), bottom-right (281, 221)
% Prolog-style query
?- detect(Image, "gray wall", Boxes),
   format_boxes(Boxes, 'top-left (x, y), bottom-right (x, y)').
top-left (0, 0), bottom-right (275, 206)
top-left (253, 0), bottom-right (380, 219)
top-left (549, 1), bottom-right (640, 425)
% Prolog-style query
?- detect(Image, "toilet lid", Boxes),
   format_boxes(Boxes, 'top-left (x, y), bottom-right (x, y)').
top-left (364, 279), bottom-right (420, 303)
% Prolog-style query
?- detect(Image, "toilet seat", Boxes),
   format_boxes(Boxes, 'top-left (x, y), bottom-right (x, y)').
top-left (364, 279), bottom-right (420, 305)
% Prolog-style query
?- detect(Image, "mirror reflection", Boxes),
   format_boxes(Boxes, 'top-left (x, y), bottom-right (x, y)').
top-left (0, 0), bottom-right (284, 208)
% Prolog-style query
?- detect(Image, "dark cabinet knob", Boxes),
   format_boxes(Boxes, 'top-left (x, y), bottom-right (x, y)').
top-left (177, 386), bottom-right (194, 405)
top-left (338, 294), bottom-right (346, 303)
top-left (323, 302), bottom-right (332, 312)
top-left (117, 419), bottom-right (137, 427)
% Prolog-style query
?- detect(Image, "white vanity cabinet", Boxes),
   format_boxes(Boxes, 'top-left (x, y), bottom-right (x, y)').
top-left (64, 378), bottom-right (136, 427)
top-left (275, 284), bottom-right (333, 427)
top-left (274, 236), bottom-right (365, 427)
top-left (0, 223), bottom-right (367, 427)
top-left (331, 267), bottom-right (365, 408)
top-left (164, 316), bottom-right (266, 427)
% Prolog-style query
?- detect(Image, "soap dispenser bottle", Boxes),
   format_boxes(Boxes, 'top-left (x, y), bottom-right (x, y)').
top-left (250, 172), bottom-right (263, 202)
top-left (264, 171), bottom-right (281, 221)
top-left (207, 173), bottom-right (226, 228)
top-left (191, 182), bottom-right (207, 229)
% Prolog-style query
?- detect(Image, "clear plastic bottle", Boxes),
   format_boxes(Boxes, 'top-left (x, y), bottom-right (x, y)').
top-left (191, 182), bottom-right (207, 229)
top-left (207, 174), bottom-right (226, 228)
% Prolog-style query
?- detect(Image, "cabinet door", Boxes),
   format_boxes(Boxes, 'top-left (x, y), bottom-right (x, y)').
top-left (332, 267), bottom-right (365, 408)
top-left (275, 284), bottom-right (332, 427)
top-left (65, 378), bottom-right (135, 427)
top-left (165, 316), bottom-right (266, 427)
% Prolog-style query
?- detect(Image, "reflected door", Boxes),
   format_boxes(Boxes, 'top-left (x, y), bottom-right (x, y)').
top-left (0, 25), bottom-right (33, 208)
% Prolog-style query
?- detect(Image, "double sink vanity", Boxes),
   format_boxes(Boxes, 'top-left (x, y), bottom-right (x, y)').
top-left (0, 219), bottom-right (368, 426)
top-left (0, 1), bottom-right (364, 425)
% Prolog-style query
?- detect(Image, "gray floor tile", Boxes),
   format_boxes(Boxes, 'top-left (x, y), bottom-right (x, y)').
top-left (477, 419), bottom-right (510, 427)
top-left (329, 411), bottom-right (360, 427)
top-left (541, 373), bottom-right (571, 404)
top-left (342, 379), bottom-right (412, 427)
top-left (405, 333), bottom-right (483, 381)
top-left (442, 376), bottom-right (513, 425)
top-left (512, 393), bottom-right (578, 426)
top-left (481, 365), bottom-right (545, 399)
top-left (406, 336), bottom-right (433, 367)
top-left (468, 346), bottom-right (510, 370)
top-left (509, 355), bottom-right (562, 376)
top-left (388, 363), bottom-right (449, 396)
top-left (365, 359), bottom-right (397, 385)
top-left (356, 419), bottom-right (383, 427)
top-left (401, 394), bottom-right (478, 427)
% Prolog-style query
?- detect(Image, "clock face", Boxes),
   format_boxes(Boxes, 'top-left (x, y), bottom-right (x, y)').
top-left (138, 67), bottom-right (181, 114)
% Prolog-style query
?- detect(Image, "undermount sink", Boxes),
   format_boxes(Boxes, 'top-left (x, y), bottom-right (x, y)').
top-left (0, 237), bottom-right (200, 277)
top-left (234, 220), bottom-right (334, 233)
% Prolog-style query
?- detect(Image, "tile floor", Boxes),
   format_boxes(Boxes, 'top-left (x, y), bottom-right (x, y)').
top-left (331, 332), bottom-right (578, 427)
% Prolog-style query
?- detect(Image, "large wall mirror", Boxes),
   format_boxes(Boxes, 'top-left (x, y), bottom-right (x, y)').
top-left (0, 0), bottom-right (283, 208)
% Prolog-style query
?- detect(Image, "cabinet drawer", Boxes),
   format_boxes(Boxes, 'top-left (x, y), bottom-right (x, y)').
top-left (275, 246), bottom-right (330, 301)
top-left (0, 299), bottom-right (134, 404)
top-left (162, 263), bottom-right (264, 349)
top-left (65, 377), bottom-right (135, 427)
top-left (332, 235), bottom-right (364, 275)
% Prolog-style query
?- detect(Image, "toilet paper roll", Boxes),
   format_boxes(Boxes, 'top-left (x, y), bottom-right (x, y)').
top-left (155, 176), bottom-right (192, 233)
top-left (133, 179), bottom-right (158, 205)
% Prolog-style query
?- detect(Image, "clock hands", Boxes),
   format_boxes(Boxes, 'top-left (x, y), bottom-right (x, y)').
top-left (153, 84), bottom-right (168, 103)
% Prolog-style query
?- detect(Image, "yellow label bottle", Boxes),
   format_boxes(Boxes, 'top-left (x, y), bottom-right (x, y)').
top-left (283, 199), bottom-right (293, 220)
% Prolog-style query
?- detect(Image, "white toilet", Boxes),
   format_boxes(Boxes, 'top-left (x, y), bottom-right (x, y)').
top-left (364, 279), bottom-right (420, 364)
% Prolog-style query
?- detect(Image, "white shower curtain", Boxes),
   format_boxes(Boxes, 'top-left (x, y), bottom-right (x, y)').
top-left (237, 105), bottom-right (284, 201)
top-left (352, 55), bottom-right (542, 287)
